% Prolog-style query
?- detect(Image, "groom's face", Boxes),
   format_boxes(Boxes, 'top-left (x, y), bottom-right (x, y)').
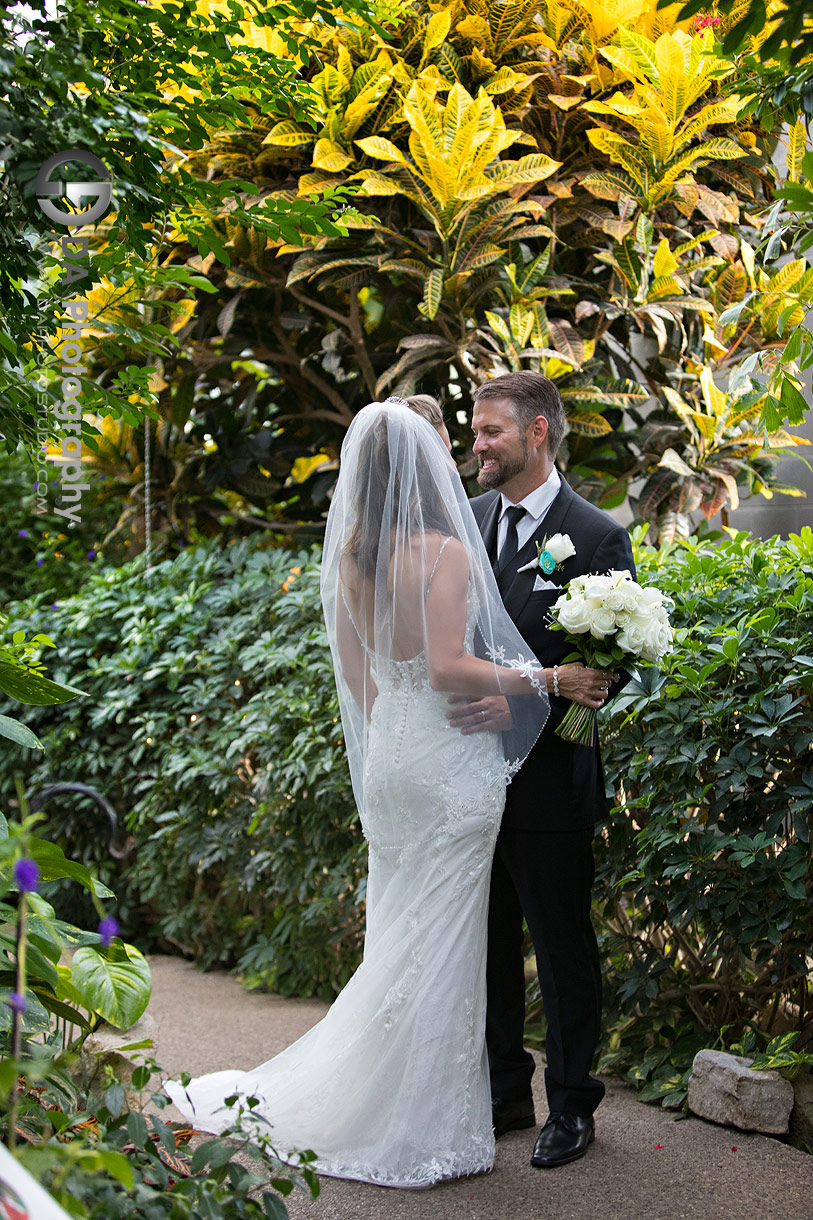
top-left (472, 398), bottom-right (529, 492)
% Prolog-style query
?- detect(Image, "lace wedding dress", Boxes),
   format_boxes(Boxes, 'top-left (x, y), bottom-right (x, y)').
top-left (165, 599), bottom-right (509, 1188)
top-left (166, 401), bottom-right (549, 1189)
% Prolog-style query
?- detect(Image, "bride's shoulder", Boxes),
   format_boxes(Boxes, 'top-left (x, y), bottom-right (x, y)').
top-left (420, 530), bottom-right (463, 556)
top-left (422, 532), bottom-right (470, 581)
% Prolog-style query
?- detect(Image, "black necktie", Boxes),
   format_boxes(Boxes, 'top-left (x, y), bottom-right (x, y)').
top-left (498, 504), bottom-right (526, 571)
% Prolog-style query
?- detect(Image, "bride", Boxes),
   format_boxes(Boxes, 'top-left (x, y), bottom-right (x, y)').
top-left (165, 399), bottom-right (550, 1188)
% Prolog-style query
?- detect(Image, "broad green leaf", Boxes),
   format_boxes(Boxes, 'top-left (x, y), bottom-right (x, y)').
top-left (0, 663), bottom-right (85, 706)
top-left (25, 838), bottom-right (114, 897)
top-left (0, 713), bottom-right (43, 750)
top-left (70, 943), bottom-right (151, 1030)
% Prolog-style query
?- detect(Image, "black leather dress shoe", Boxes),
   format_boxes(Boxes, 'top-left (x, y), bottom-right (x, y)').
top-left (492, 1096), bottom-right (536, 1140)
top-left (530, 1112), bottom-right (595, 1168)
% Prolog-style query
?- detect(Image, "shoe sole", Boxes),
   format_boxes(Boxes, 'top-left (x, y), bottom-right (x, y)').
top-left (494, 1114), bottom-right (536, 1141)
top-left (530, 1128), bottom-right (595, 1169)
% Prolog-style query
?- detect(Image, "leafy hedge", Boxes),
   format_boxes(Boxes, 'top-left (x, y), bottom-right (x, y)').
top-left (594, 527), bottom-right (813, 1100)
top-left (5, 529), bottom-right (812, 1081)
top-left (2, 538), bottom-right (364, 1001)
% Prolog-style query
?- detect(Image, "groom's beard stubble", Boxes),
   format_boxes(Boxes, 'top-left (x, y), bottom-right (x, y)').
top-left (476, 436), bottom-right (529, 492)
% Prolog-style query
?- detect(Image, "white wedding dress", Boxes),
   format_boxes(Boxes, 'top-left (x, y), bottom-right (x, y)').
top-left (165, 600), bottom-right (510, 1189)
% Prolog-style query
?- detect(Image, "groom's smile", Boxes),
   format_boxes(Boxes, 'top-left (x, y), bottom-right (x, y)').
top-left (472, 398), bottom-right (530, 493)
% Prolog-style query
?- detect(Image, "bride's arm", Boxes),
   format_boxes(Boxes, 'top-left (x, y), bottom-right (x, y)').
top-left (424, 537), bottom-right (543, 696)
top-left (336, 580), bottom-right (378, 714)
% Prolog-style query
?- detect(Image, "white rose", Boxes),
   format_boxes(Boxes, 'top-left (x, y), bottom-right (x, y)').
top-left (556, 597), bottom-right (593, 634)
top-left (545, 533), bottom-right (577, 564)
top-left (583, 574), bottom-right (612, 600)
top-left (638, 616), bottom-right (663, 658)
top-left (636, 618), bottom-right (673, 661)
top-left (617, 623), bottom-right (646, 654)
top-left (603, 589), bottom-right (627, 613)
top-left (590, 606), bottom-right (617, 638)
top-left (638, 585), bottom-right (665, 609)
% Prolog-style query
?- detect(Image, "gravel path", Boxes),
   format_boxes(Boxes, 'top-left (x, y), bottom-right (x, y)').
top-left (149, 954), bottom-right (813, 1220)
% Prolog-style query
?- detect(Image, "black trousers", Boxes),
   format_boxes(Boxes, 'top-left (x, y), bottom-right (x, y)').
top-left (485, 825), bottom-right (606, 1117)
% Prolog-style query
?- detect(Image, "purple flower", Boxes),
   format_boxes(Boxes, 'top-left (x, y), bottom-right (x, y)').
top-left (36, 559), bottom-right (44, 567)
top-left (98, 916), bottom-right (119, 947)
top-left (18, 529), bottom-right (28, 538)
top-left (14, 858), bottom-right (39, 893)
top-left (51, 603), bottom-right (58, 610)
top-left (6, 992), bottom-right (26, 1014)
top-left (86, 550), bottom-right (96, 560)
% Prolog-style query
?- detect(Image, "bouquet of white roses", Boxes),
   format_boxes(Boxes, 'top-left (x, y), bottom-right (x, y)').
top-left (550, 568), bottom-right (673, 745)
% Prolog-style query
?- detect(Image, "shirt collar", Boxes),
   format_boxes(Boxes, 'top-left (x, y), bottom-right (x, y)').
top-left (500, 467), bottom-right (561, 524)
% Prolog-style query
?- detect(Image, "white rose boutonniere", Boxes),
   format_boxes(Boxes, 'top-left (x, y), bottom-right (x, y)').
top-left (517, 532), bottom-right (576, 576)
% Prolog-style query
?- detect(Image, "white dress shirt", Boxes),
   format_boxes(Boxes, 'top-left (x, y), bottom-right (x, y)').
top-left (497, 467), bottom-right (562, 557)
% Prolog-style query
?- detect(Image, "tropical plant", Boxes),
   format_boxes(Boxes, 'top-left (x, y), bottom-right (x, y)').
top-left (0, 0), bottom-right (370, 453)
top-left (593, 527), bottom-right (813, 1098)
top-left (90, 0), bottom-right (807, 550)
top-left (0, 816), bottom-right (317, 1218)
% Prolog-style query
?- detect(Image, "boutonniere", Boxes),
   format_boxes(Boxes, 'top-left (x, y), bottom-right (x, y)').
top-left (517, 532), bottom-right (576, 576)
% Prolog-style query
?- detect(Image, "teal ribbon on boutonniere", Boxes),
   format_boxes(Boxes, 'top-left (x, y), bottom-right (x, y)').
top-left (517, 532), bottom-right (576, 577)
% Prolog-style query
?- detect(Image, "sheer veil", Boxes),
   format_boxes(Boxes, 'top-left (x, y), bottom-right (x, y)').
top-left (320, 399), bottom-right (549, 818)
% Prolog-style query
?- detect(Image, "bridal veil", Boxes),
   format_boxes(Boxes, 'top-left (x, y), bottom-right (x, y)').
top-left (320, 398), bottom-right (550, 818)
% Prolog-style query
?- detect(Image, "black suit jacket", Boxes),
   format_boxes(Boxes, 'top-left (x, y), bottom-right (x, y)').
top-left (472, 477), bottom-right (636, 832)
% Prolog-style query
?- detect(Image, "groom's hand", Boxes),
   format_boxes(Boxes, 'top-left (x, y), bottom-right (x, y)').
top-left (446, 694), bottom-right (512, 734)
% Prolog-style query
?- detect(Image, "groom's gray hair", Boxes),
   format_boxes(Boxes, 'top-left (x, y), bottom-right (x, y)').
top-left (473, 372), bottom-right (566, 458)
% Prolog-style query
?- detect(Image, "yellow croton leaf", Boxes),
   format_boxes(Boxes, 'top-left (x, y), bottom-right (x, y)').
top-left (702, 322), bottom-right (728, 357)
top-left (739, 238), bottom-right (756, 287)
top-left (354, 135), bottom-right (407, 164)
top-left (653, 238), bottom-right (678, 280)
top-left (548, 94), bottom-right (584, 110)
top-left (312, 139), bottom-right (354, 173)
top-left (699, 364), bottom-right (727, 418)
top-left (580, 0), bottom-right (648, 43)
top-left (423, 7), bottom-right (453, 53)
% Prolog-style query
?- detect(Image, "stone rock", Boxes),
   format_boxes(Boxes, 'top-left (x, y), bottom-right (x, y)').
top-left (78, 1012), bottom-right (158, 1098)
top-left (789, 1068), bottom-right (813, 1151)
top-left (688, 1049), bottom-right (794, 1134)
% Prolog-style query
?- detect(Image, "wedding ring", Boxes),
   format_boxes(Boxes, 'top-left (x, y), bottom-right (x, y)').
top-left (481, 710), bottom-right (487, 721)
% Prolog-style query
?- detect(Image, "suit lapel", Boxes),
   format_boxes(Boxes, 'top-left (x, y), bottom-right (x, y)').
top-left (498, 479), bottom-right (577, 620)
top-left (479, 494), bottom-right (502, 569)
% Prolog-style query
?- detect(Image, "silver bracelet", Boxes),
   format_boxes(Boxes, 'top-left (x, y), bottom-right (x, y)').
top-left (553, 665), bottom-right (559, 697)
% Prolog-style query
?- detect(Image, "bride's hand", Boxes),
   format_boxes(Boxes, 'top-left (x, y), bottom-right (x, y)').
top-left (446, 694), bottom-right (513, 735)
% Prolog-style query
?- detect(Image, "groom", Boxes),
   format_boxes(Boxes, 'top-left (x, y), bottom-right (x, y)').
top-left (448, 371), bottom-right (635, 1168)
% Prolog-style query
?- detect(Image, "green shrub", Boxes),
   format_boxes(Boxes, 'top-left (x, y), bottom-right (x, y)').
top-left (595, 527), bottom-right (813, 1103)
top-left (2, 537), bottom-right (365, 1000)
top-left (7, 528), bottom-right (812, 1087)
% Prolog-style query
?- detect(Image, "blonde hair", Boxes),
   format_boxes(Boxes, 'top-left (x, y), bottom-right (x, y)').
top-left (405, 394), bottom-right (444, 430)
